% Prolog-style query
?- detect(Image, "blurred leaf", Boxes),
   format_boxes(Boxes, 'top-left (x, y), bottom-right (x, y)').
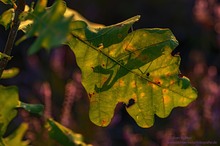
top-left (17, 101), bottom-right (44, 115)
top-left (0, 138), bottom-right (7, 146)
top-left (68, 19), bottom-right (198, 127)
top-left (0, 53), bottom-right (12, 60)
top-left (33, 0), bottom-right (47, 14)
top-left (3, 123), bottom-right (29, 146)
top-left (17, 0), bottom-right (72, 54)
top-left (46, 119), bottom-right (90, 146)
top-left (0, 86), bottom-right (18, 136)
top-left (1, 68), bottom-right (19, 79)
top-left (0, 0), bottom-right (15, 5)
top-left (18, 5), bottom-right (33, 32)
top-left (0, 8), bottom-right (14, 29)
top-left (0, 54), bottom-right (12, 75)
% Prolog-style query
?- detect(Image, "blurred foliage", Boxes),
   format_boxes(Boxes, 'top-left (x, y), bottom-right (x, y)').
top-left (3, 123), bottom-right (29, 146)
top-left (0, 86), bottom-right (18, 137)
top-left (46, 119), bottom-right (91, 146)
top-left (0, 8), bottom-right (13, 30)
top-left (1, 67), bottom-right (19, 79)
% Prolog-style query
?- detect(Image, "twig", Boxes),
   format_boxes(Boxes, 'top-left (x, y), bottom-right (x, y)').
top-left (0, 0), bottom-right (25, 77)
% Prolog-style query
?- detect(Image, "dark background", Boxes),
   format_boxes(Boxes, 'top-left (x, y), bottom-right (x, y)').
top-left (0, 0), bottom-right (220, 145)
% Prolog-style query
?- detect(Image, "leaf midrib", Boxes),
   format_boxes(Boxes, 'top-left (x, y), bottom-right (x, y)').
top-left (71, 33), bottom-right (176, 87)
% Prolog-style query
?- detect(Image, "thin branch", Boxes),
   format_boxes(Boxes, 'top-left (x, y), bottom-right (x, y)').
top-left (0, 0), bottom-right (25, 77)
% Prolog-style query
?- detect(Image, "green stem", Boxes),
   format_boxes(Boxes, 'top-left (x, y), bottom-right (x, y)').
top-left (0, 0), bottom-right (25, 78)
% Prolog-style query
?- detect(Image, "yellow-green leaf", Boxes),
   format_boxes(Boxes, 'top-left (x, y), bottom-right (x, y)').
top-left (0, 52), bottom-right (12, 61)
top-left (68, 16), bottom-right (198, 128)
top-left (3, 123), bottom-right (29, 146)
top-left (0, 86), bottom-right (18, 136)
top-left (1, 68), bottom-right (19, 79)
top-left (0, 8), bottom-right (14, 29)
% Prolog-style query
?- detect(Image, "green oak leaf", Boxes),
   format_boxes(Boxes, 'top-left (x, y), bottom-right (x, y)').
top-left (18, 0), bottom-right (72, 54)
top-left (123, 47), bottom-right (197, 127)
top-left (3, 123), bottom-right (29, 146)
top-left (68, 19), bottom-right (197, 127)
top-left (0, 8), bottom-right (14, 29)
top-left (0, 86), bottom-right (18, 136)
top-left (46, 119), bottom-right (90, 146)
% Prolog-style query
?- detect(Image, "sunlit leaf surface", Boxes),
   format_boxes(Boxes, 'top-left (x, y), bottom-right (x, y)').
top-left (0, 86), bottom-right (18, 136)
top-left (46, 119), bottom-right (90, 146)
top-left (68, 17), bottom-right (197, 127)
top-left (4, 123), bottom-right (29, 146)
top-left (0, 8), bottom-right (14, 29)
top-left (1, 68), bottom-right (19, 79)
top-left (0, 52), bottom-right (12, 60)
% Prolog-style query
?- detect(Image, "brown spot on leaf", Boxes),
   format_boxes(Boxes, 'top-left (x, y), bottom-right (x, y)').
top-left (118, 33), bottom-right (123, 38)
top-left (163, 89), bottom-right (167, 93)
top-left (101, 119), bottom-right (107, 126)
top-left (170, 80), bottom-right (175, 85)
top-left (166, 73), bottom-right (170, 77)
top-left (139, 54), bottom-right (148, 61)
top-left (88, 92), bottom-right (95, 98)
top-left (119, 79), bottom-right (125, 86)
top-left (131, 81), bottom-right (136, 88)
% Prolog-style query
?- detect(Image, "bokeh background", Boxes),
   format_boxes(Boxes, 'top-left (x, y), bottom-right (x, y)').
top-left (0, 0), bottom-right (220, 145)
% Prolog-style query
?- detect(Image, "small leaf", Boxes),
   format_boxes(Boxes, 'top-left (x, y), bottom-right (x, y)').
top-left (46, 119), bottom-right (90, 146)
top-left (0, 86), bottom-right (18, 136)
top-left (18, 5), bottom-right (33, 32)
top-left (17, 101), bottom-right (44, 115)
top-left (3, 123), bottom-right (30, 146)
top-left (0, 8), bottom-right (14, 29)
top-left (0, 52), bottom-right (12, 60)
top-left (1, 68), bottom-right (19, 79)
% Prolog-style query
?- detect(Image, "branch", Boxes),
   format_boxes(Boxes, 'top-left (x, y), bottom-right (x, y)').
top-left (0, 0), bottom-right (25, 78)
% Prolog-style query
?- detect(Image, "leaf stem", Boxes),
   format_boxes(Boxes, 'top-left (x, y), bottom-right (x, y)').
top-left (0, 0), bottom-right (25, 78)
